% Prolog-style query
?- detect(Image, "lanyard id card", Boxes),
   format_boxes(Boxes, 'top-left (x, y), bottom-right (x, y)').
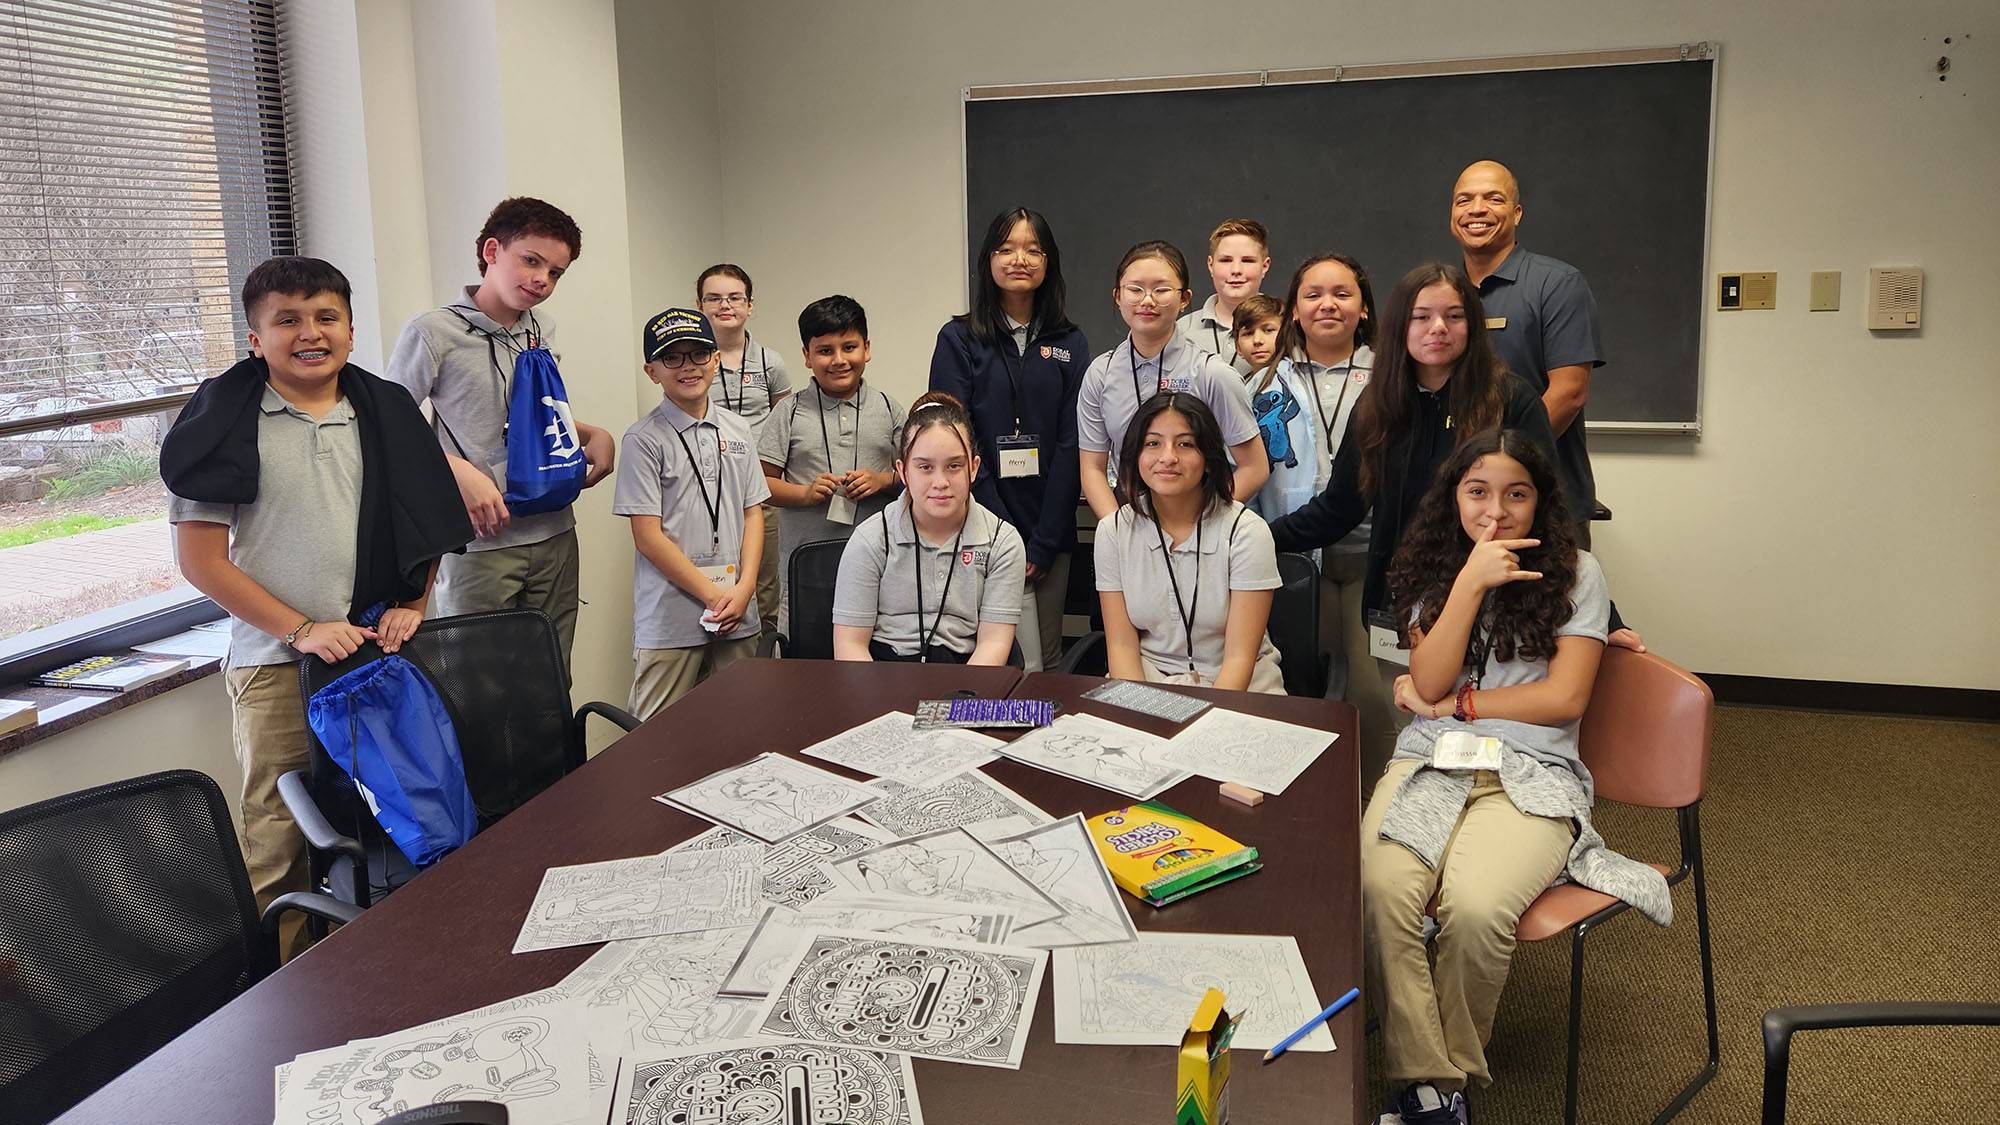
top-left (997, 433), bottom-right (1041, 479)
top-left (826, 492), bottom-right (857, 525)
top-left (1367, 607), bottom-right (1411, 667)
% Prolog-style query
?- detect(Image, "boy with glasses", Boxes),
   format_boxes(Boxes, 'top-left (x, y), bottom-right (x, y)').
top-left (696, 264), bottom-right (792, 647)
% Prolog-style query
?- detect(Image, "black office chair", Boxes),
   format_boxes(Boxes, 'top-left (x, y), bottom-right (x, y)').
top-left (1761, 1002), bottom-right (2000, 1123)
top-left (0, 769), bottom-right (357, 1125)
top-left (779, 538), bottom-right (850, 660)
top-left (278, 609), bottom-right (639, 908)
top-left (1059, 551), bottom-right (1324, 695)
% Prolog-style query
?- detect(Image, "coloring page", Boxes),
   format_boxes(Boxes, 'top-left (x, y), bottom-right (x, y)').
top-left (671, 817), bottom-right (894, 907)
top-left (512, 844), bottom-right (763, 954)
top-left (719, 898), bottom-right (1017, 998)
top-left (275, 996), bottom-right (595, 1125)
top-left (799, 709), bottom-right (1001, 788)
top-left (857, 770), bottom-right (1052, 839)
top-left (827, 827), bottom-right (1066, 927)
top-left (612, 1041), bottom-right (923, 1125)
top-left (555, 927), bottom-right (768, 1056)
top-left (1052, 932), bottom-right (1334, 1052)
top-left (751, 930), bottom-right (1047, 1069)
top-left (989, 815), bottom-right (1139, 948)
top-left (657, 752), bottom-right (882, 843)
top-left (1159, 706), bottom-right (1337, 796)
top-left (996, 712), bottom-right (1191, 800)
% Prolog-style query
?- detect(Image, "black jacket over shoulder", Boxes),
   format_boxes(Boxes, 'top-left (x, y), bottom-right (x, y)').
top-left (1271, 374), bottom-right (1558, 614)
top-left (160, 356), bottom-right (475, 619)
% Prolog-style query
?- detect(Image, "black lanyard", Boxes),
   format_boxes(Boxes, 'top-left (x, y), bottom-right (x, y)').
top-left (1128, 337), bottom-right (1170, 410)
top-left (671, 420), bottom-right (723, 555)
top-left (1151, 509), bottom-right (1203, 676)
top-left (996, 321), bottom-right (1031, 434)
top-left (816, 380), bottom-right (867, 475)
top-left (721, 332), bottom-right (765, 415)
top-left (911, 505), bottom-right (967, 663)
top-left (1208, 317), bottom-right (1226, 358)
top-left (1465, 603), bottom-right (1496, 688)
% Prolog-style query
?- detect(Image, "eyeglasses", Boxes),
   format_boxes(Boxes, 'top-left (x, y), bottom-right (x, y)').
top-left (700, 294), bottom-right (749, 308)
top-left (991, 246), bottom-right (1046, 261)
top-left (1120, 284), bottom-right (1183, 302)
top-left (654, 347), bottom-right (717, 368)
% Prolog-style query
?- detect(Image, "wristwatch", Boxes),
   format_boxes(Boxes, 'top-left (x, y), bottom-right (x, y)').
top-left (283, 618), bottom-right (314, 648)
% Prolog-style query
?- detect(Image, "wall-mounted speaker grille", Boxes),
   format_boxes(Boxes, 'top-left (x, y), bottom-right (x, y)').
top-left (1868, 267), bottom-right (1923, 330)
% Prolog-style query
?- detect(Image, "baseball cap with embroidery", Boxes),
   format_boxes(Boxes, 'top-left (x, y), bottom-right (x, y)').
top-left (642, 307), bottom-right (716, 363)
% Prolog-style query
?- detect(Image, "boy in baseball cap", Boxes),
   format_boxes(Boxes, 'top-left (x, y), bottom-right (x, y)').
top-left (612, 307), bottom-right (770, 716)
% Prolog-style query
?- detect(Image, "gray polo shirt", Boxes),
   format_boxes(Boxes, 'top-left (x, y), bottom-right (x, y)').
top-left (1077, 335), bottom-right (1258, 460)
top-left (710, 329), bottom-right (794, 432)
top-left (758, 379), bottom-right (907, 569)
top-left (1093, 500), bottom-right (1281, 683)
top-left (1176, 294), bottom-right (1253, 375)
top-left (832, 495), bottom-right (1025, 657)
top-left (383, 288), bottom-right (577, 552)
top-left (614, 398), bottom-right (771, 649)
top-left (1293, 343), bottom-right (1374, 555)
top-left (166, 386), bottom-right (362, 670)
top-left (1475, 247), bottom-right (1604, 526)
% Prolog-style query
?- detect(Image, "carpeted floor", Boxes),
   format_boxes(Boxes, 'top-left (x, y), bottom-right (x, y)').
top-left (1362, 704), bottom-right (2000, 1124)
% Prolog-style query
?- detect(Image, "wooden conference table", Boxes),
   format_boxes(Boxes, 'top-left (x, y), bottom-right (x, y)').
top-left (55, 660), bottom-right (1362, 1124)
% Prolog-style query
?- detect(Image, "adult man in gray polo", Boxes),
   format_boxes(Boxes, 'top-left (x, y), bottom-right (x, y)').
top-left (1450, 160), bottom-right (1602, 544)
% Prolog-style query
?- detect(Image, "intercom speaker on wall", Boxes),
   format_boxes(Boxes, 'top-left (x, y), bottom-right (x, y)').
top-left (1867, 267), bottom-right (1923, 330)
top-left (1716, 271), bottom-right (1776, 311)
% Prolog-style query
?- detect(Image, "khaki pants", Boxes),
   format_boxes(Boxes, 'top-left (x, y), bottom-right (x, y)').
top-left (754, 504), bottom-right (780, 648)
top-left (224, 662), bottom-right (314, 962)
top-left (630, 635), bottom-right (757, 719)
top-left (1361, 759), bottom-right (1574, 1091)
top-left (437, 528), bottom-right (581, 677)
top-left (1012, 552), bottom-right (1072, 672)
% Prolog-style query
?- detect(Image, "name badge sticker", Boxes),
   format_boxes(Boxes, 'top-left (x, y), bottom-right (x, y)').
top-left (1434, 730), bottom-right (1505, 771)
top-left (1366, 608), bottom-right (1409, 667)
top-left (1485, 316), bottom-right (1508, 330)
top-left (997, 433), bottom-right (1041, 479)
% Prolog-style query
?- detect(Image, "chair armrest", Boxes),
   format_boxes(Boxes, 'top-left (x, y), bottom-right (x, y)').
top-left (756, 630), bottom-right (778, 659)
top-left (1059, 631), bottom-right (1107, 675)
top-left (276, 769), bottom-right (365, 869)
top-left (772, 631), bottom-right (790, 658)
top-left (261, 890), bottom-right (363, 932)
top-left (1762, 1002), bottom-right (2000, 1124)
top-left (576, 700), bottom-right (642, 732)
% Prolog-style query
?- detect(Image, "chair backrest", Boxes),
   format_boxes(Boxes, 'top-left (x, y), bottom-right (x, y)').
top-left (1577, 647), bottom-right (1714, 808)
top-left (299, 610), bottom-right (578, 894)
top-left (0, 769), bottom-right (263, 1124)
top-left (785, 538), bottom-right (848, 660)
top-left (1269, 552), bottom-right (1326, 698)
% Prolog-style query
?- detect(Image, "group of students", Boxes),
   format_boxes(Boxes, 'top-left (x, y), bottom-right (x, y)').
top-left (162, 183), bottom-right (1669, 1125)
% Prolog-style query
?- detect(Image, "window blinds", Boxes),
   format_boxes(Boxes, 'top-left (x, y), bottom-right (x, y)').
top-left (0, 0), bottom-right (294, 437)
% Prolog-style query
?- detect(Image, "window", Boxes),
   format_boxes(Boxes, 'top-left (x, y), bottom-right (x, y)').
top-left (0, 0), bottom-right (293, 658)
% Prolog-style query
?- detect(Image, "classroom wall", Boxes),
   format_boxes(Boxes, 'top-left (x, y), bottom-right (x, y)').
top-left (616, 0), bottom-right (2000, 690)
top-left (0, 679), bottom-right (238, 816)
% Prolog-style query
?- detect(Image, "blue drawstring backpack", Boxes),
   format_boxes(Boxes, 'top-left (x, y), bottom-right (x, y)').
top-left (501, 343), bottom-right (586, 516)
top-left (306, 655), bottom-right (478, 868)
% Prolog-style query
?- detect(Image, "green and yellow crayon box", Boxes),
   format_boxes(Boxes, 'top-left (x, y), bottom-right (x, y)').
top-left (1176, 988), bottom-right (1242, 1125)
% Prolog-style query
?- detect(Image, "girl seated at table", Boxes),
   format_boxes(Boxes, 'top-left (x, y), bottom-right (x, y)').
top-left (832, 392), bottom-right (1025, 664)
top-left (1360, 429), bottom-right (1668, 1124)
top-left (1093, 393), bottom-right (1284, 693)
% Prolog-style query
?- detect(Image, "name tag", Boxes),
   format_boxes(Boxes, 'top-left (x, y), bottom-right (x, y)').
top-left (696, 562), bottom-right (737, 586)
top-left (826, 492), bottom-right (857, 525)
top-left (1434, 730), bottom-right (1504, 770)
top-left (997, 434), bottom-right (1041, 479)
top-left (1485, 316), bottom-right (1508, 330)
top-left (1367, 608), bottom-right (1409, 667)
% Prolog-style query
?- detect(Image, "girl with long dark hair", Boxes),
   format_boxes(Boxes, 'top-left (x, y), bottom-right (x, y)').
top-left (929, 207), bottom-right (1087, 670)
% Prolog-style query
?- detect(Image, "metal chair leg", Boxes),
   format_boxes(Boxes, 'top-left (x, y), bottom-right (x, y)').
top-left (1655, 807), bottom-right (1719, 1122)
top-left (1564, 920), bottom-right (1590, 1125)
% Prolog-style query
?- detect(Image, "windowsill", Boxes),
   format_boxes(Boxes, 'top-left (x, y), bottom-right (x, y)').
top-left (0, 654), bottom-right (224, 759)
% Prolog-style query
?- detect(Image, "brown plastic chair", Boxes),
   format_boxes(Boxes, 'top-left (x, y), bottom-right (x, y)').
top-left (1517, 646), bottom-right (1720, 1124)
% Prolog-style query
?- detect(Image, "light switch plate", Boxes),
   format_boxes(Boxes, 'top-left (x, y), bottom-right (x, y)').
top-left (1809, 271), bottom-right (1841, 312)
top-left (1718, 272), bottom-right (1776, 311)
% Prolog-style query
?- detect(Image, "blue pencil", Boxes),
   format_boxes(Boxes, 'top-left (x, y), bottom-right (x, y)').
top-left (1262, 987), bottom-right (1361, 1062)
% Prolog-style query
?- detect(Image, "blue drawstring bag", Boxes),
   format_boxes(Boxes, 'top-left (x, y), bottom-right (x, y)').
top-left (306, 655), bottom-right (477, 868)
top-left (501, 344), bottom-right (587, 516)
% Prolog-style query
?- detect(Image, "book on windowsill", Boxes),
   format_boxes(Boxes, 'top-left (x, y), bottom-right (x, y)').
top-left (0, 699), bottom-right (36, 736)
top-left (1086, 801), bottom-right (1261, 907)
top-left (31, 653), bottom-right (190, 692)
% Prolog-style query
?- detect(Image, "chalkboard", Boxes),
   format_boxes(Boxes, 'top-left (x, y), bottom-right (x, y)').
top-left (964, 55), bottom-right (1714, 430)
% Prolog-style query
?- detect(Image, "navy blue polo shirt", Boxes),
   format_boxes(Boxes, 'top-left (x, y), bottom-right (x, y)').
top-left (927, 317), bottom-right (1088, 569)
top-left (1476, 247), bottom-right (1603, 531)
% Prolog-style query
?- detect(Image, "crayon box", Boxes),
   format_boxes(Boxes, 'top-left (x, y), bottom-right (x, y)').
top-left (1176, 987), bottom-right (1242, 1125)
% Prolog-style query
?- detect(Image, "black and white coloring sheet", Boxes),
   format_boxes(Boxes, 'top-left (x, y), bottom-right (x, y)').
top-left (554, 927), bottom-right (767, 1057)
top-left (828, 826), bottom-right (1066, 927)
top-left (670, 817), bottom-right (894, 907)
top-left (750, 929), bottom-right (1048, 1069)
top-left (1159, 707), bottom-right (1337, 796)
top-left (656, 752), bottom-right (882, 843)
top-left (719, 897), bottom-right (1017, 999)
top-left (857, 770), bottom-right (1052, 839)
top-left (612, 1041), bottom-right (924, 1125)
top-left (988, 814), bottom-right (1140, 948)
top-left (512, 844), bottom-right (763, 954)
top-left (996, 712), bottom-right (1191, 799)
top-left (799, 710), bottom-right (1002, 788)
top-left (1052, 931), bottom-right (1334, 1053)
